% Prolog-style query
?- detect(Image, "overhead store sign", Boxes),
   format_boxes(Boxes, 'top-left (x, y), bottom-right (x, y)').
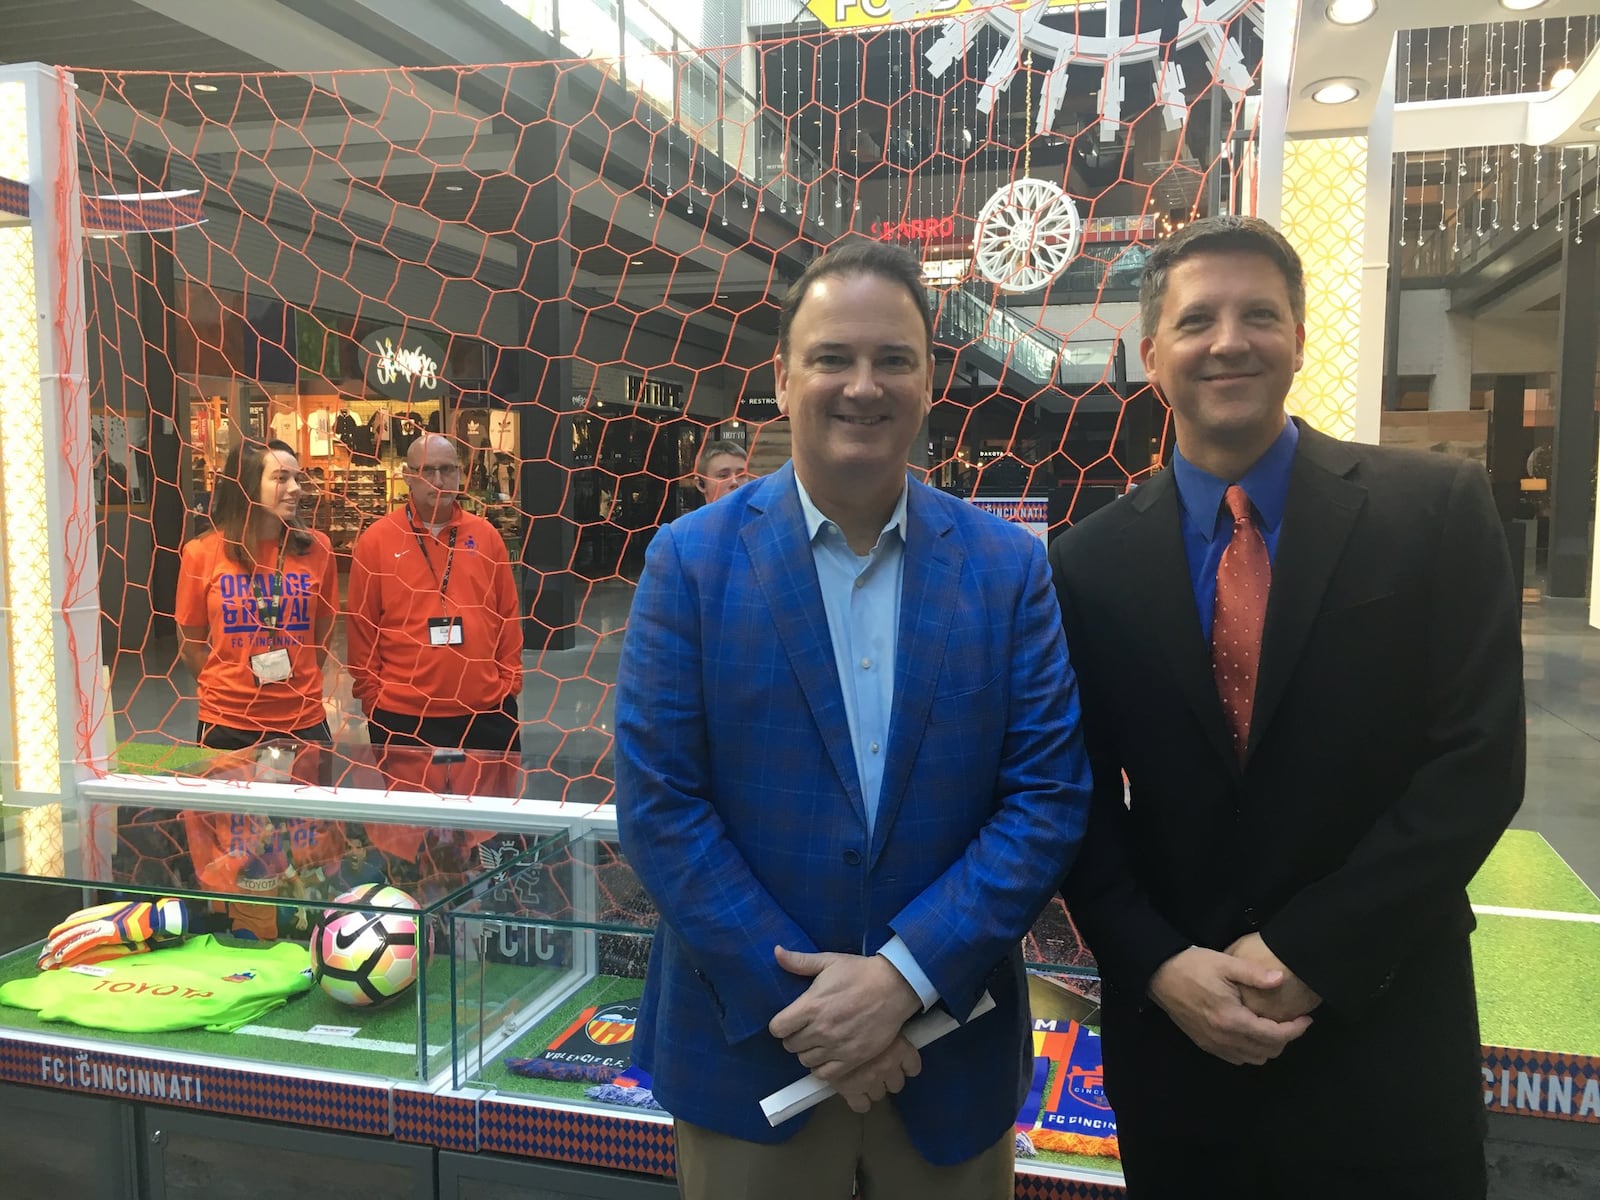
top-left (871, 216), bottom-right (957, 243)
top-left (366, 327), bottom-right (445, 402)
top-left (807, 0), bottom-right (1097, 32)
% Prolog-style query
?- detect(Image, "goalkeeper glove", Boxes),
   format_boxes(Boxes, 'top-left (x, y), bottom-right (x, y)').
top-left (37, 897), bottom-right (188, 970)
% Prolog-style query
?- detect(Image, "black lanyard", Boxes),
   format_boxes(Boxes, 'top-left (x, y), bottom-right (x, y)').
top-left (251, 535), bottom-right (291, 629)
top-left (408, 514), bottom-right (459, 598)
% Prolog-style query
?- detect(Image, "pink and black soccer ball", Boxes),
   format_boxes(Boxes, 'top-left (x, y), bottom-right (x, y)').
top-left (310, 883), bottom-right (423, 1007)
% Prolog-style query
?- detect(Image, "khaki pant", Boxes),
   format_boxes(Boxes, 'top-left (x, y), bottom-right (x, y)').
top-left (674, 1095), bottom-right (1014, 1200)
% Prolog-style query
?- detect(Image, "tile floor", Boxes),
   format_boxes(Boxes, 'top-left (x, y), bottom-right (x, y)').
top-left (1517, 595), bottom-right (1600, 892)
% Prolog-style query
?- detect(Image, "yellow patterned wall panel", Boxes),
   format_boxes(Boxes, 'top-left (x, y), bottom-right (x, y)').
top-left (0, 79), bottom-right (63, 795)
top-left (1280, 136), bottom-right (1366, 443)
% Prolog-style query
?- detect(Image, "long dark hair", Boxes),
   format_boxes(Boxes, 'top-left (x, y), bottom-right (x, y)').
top-left (205, 438), bottom-right (313, 568)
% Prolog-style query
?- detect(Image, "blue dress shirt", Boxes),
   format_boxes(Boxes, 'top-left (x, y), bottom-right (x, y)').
top-left (794, 473), bottom-right (937, 1008)
top-left (1172, 418), bottom-right (1299, 641)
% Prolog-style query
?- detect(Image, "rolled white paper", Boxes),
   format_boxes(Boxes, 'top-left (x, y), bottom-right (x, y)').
top-left (760, 990), bottom-right (996, 1126)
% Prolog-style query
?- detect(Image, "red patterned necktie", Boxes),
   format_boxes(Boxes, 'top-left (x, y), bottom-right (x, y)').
top-left (1212, 485), bottom-right (1270, 762)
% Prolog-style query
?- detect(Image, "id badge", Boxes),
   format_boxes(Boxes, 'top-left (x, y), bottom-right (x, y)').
top-left (250, 647), bottom-right (292, 683)
top-left (428, 616), bottom-right (464, 646)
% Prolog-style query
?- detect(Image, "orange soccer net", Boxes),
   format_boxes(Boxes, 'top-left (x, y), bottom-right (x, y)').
top-left (55, 6), bottom-right (1262, 967)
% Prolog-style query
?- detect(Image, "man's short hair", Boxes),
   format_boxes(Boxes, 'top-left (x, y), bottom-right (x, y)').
top-left (1138, 215), bottom-right (1306, 338)
top-left (695, 438), bottom-right (747, 474)
top-left (777, 241), bottom-right (933, 361)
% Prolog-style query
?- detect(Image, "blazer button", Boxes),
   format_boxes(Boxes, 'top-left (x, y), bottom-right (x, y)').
top-left (1243, 907), bottom-right (1261, 929)
top-left (842, 849), bottom-right (862, 866)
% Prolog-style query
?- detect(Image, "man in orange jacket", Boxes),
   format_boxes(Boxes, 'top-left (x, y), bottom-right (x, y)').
top-left (347, 433), bottom-right (524, 751)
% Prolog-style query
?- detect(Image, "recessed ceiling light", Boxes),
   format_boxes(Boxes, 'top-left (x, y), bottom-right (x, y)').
top-left (1306, 78), bottom-right (1362, 105)
top-left (1587, 118), bottom-right (1600, 132)
top-left (191, 82), bottom-right (218, 93)
top-left (1549, 67), bottom-right (1577, 91)
top-left (1499, 0), bottom-right (1548, 10)
top-left (1325, 0), bottom-right (1376, 24)
top-left (444, 184), bottom-right (464, 192)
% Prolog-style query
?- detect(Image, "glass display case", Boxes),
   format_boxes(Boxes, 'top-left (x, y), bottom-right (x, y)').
top-left (0, 745), bottom-right (1138, 1193)
top-left (443, 817), bottom-right (1126, 1190)
top-left (448, 822), bottom-right (654, 1102)
top-left (9, 743), bottom-right (1593, 1199)
top-left (0, 742), bottom-right (584, 1087)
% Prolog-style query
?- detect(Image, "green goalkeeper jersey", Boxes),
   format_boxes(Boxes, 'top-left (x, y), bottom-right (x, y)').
top-left (0, 935), bottom-right (313, 1033)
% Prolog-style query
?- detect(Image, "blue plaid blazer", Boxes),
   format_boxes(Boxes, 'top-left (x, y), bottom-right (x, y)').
top-left (616, 462), bottom-right (1091, 1164)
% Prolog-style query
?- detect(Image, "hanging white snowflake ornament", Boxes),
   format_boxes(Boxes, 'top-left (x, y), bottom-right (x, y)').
top-left (972, 177), bottom-right (1082, 292)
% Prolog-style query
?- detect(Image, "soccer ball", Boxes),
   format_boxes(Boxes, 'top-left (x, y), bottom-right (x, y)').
top-left (310, 884), bottom-right (424, 1007)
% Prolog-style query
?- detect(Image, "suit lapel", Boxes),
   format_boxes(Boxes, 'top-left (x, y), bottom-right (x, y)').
top-left (1128, 472), bottom-right (1240, 774)
top-left (741, 465), bottom-right (866, 822)
top-left (871, 481), bottom-right (961, 865)
top-left (1249, 423), bottom-right (1366, 757)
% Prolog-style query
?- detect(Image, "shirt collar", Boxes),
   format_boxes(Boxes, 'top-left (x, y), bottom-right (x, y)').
top-left (793, 471), bottom-right (909, 549)
top-left (407, 499), bottom-right (461, 531)
top-left (1172, 417), bottom-right (1299, 543)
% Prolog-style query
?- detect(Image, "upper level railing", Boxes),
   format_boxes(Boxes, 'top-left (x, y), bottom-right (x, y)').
top-left (1397, 143), bottom-right (1600, 281)
top-left (938, 283), bottom-right (1066, 391)
top-left (499, 0), bottom-right (827, 218)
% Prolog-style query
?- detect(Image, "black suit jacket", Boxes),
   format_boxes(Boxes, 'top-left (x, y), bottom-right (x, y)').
top-left (1049, 420), bottom-right (1525, 1157)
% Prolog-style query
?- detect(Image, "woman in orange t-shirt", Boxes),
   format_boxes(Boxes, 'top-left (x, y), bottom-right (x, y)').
top-left (176, 439), bottom-right (336, 749)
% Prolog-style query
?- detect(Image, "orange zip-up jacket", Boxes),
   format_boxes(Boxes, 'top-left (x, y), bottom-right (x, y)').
top-left (346, 503), bottom-right (522, 718)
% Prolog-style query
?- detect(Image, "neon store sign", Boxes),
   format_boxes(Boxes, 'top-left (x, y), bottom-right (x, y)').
top-left (370, 338), bottom-right (440, 390)
top-left (870, 216), bottom-right (957, 243)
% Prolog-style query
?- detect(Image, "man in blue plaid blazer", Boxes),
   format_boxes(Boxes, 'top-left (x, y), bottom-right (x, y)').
top-left (617, 242), bottom-right (1092, 1198)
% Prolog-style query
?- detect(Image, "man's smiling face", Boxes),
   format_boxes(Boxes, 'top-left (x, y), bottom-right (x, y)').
top-left (1141, 250), bottom-right (1305, 463)
top-left (774, 271), bottom-right (933, 499)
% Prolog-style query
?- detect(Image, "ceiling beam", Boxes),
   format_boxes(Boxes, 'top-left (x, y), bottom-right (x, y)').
top-left (133, 0), bottom-right (483, 141)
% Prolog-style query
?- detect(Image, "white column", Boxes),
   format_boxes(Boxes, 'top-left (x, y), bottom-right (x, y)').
top-left (1353, 43), bottom-right (1397, 445)
top-left (0, 61), bottom-right (105, 812)
top-left (1254, 0), bottom-right (1301, 225)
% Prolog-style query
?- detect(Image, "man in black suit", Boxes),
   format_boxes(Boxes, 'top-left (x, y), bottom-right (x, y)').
top-left (1050, 215), bottom-right (1524, 1198)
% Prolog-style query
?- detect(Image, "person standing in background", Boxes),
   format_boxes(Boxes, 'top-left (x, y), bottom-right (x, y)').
top-left (693, 438), bottom-right (751, 506)
top-left (176, 438), bottom-right (335, 748)
top-left (346, 433), bottom-right (523, 752)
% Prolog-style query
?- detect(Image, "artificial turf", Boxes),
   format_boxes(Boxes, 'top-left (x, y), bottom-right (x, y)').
top-left (1468, 829), bottom-right (1600, 915)
top-left (467, 972), bottom-right (645, 1101)
top-left (1472, 913), bottom-right (1600, 1056)
top-left (113, 741), bottom-right (219, 775)
top-left (0, 932), bottom-right (564, 1080)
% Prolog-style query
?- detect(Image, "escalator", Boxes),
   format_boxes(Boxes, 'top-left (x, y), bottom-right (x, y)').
top-left (935, 282), bottom-right (1066, 396)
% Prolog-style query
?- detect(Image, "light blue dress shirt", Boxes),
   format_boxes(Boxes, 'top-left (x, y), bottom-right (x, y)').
top-left (793, 473), bottom-right (938, 1009)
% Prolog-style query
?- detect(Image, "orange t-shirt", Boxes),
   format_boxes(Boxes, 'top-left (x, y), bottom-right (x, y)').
top-left (175, 529), bottom-right (336, 732)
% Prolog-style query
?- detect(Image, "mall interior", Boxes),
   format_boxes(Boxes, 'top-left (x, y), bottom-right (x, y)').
top-left (0, 0), bottom-right (1597, 1196)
